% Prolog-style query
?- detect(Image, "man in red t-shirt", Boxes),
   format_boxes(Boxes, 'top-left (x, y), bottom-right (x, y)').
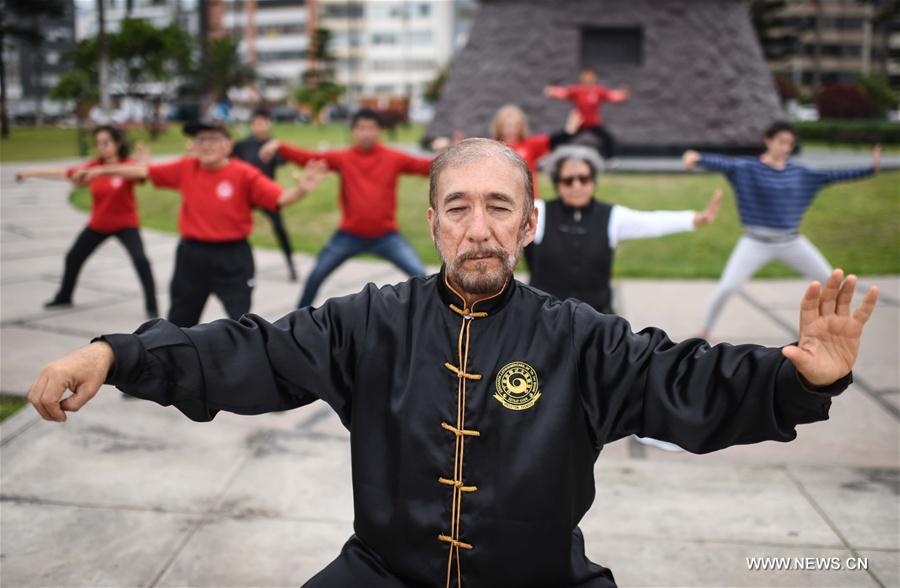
top-left (258, 109), bottom-right (434, 308)
top-left (77, 119), bottom-right (327, 327)
top-left (544, 68), bottom-right (629, 160)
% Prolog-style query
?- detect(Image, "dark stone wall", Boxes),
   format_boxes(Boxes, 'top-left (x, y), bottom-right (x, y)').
top-left (427, 0), bottom-right (783, 154)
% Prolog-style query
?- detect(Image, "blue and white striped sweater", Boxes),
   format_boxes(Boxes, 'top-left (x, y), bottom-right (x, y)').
top-left (699, 154), bottom-right (874, 231)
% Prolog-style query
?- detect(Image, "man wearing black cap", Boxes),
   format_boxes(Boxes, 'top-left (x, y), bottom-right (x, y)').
top-left (231, 108), bottom-right (299, 281)
top-left (75, 119), bottom-right (329, 327)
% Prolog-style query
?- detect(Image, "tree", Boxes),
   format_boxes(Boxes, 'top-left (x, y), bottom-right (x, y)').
top-left (50, 39), bottom-right (100, 155)
top-left (107, 18), bottom-right (194, 137)
top-left (294, 28), bottom-right (344, 124)
top-left (195, 36), bottom-right (255, 104)
top-left (0, 0), bottom-right (66, 138)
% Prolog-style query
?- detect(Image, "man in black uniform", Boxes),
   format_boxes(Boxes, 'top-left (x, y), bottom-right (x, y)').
top-left (29, 139), bottom-right (879, 588)
top-left (231, 108), bottom-right (299, 281)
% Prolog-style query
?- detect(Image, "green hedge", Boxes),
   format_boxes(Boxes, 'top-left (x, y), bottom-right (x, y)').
top-left (795, 120), bottom-right (900, 145)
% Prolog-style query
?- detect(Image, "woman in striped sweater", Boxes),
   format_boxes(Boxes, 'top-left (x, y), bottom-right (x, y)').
top-left (683, 121), bottom-right (880, 339)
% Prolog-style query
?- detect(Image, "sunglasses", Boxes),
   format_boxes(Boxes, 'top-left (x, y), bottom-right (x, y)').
top-left (558, 174), bottom-right (593, 187)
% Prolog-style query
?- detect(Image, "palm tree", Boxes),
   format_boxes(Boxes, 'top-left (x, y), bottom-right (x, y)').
top-left (196, 36), bottom-right (256, 105)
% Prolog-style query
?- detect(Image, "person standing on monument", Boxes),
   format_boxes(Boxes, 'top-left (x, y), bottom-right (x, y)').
top-left (683, 121), bottom-right (881, 339)
top-left (544, 67), bottom-right (630, 160)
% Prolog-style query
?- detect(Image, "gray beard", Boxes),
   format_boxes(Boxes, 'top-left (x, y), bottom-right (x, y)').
top-left (435, 225), bottom-right (525, 296)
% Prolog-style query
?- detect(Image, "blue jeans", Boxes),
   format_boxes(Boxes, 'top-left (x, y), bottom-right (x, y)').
top-left (298, 230), bottom-right (425, 308)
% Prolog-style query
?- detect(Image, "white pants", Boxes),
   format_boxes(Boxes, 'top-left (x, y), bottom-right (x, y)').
top-left (702, 235), bottom-right (832, 332)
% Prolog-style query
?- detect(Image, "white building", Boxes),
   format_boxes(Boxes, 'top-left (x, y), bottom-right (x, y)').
top-left (319, 0), bottom-right (475, 104)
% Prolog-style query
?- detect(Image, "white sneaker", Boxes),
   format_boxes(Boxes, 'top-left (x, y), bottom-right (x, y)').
top-left (633, 435), bottom-right (684, 452)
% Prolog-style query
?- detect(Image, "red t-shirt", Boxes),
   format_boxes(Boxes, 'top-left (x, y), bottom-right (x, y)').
top-left (507, 134), bottom-right (552, 199)
top-left (562, 85), bottom-right (627, 127)
top-left (67, 158), bottom-right (141, 233)
top-left (148, 157), bottom-right (282, 242)
top-left (278, 142), bottom-right (432, 238)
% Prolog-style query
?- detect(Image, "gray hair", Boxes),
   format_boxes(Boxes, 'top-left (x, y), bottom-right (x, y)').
top-left (541, 145), bottom-right (605, 178)
top-left (429, 138), bottom-right (534, 224)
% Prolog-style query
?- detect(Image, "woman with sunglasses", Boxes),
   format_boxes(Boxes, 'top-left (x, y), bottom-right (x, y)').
top-left (16, 125), bottom-right (159, 318)
top-left (530, 146), bottom-right (722, 315)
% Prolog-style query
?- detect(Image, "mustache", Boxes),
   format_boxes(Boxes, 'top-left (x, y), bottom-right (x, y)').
top-left (455, 247), bottom-right (508, 263)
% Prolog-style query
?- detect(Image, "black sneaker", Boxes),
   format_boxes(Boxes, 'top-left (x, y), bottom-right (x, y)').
top-left (44, 299), bottom-right (73, 309)
top-left (288, 265), bottom-right (299, 283)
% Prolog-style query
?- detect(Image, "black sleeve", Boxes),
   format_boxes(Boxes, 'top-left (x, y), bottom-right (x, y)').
top-left (572, 304), bottom-right (850, 453)
top-left (96, 287), bottom-right (372, 425)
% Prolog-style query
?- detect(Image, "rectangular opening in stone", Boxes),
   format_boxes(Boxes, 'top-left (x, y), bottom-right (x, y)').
top-left (580, 27), bottom-right (644, 67)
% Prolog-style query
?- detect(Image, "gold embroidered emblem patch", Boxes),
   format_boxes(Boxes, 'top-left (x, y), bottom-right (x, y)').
top-left (494, 362), bottom-right (541, 411)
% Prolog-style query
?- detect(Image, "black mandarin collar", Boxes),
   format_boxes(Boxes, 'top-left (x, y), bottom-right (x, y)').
top-left (436, 266), bottom-right (517, 317)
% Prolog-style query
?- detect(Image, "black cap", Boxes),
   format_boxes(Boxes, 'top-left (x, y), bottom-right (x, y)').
top-left (183, 118), bottom-right (231, 137)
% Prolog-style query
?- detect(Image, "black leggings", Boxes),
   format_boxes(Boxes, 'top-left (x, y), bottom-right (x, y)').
top-left (260, 208), bottom-right (296, 272)
top-left (53, 227), bottom-right (158, 315)
top-left (577, 125), bottom-right (617, 159)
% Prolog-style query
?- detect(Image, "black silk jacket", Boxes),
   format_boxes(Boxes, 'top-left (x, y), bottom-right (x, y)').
top-left (99, 270), bottom-right (849, 588)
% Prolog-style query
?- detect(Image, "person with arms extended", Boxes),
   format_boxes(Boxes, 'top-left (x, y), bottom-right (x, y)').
top-left (75, 119), bottom-right (328, 327)
top-left (683, 121), bottom-right (881, 339)
top-left (544, 67), bottom-right (630, 160)
top-left (231, 107), bottom-right (299, 282)
top-left (258, 108), bottom-right (439, 308)
top-left (531, 145), bottom-right (722, 315)
top-left (30, 139), bottom-right (878, 588)
top-left (16, 125), bottom-right (158, 318)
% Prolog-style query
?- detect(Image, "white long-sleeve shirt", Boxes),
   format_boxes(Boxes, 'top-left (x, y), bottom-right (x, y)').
top-left (533, 200), bottom-right (696, 248)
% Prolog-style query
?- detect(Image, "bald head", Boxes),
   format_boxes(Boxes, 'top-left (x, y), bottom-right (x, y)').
top-left (429, 138), bottom-right (534, 222)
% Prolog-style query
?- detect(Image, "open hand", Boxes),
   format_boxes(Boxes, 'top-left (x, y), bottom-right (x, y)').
top-left (565, 110), bottom-right (584, 135)
top-left (694, 189), bottom-right (722, 227)
top-left (782, 269), bottom-right (879, 387)
top-left (295, 159), bottom-right (330, 194)
top-left (682, 150), bottom-right (701, 169)
top-left (259, 139), bottom-right (280, 163)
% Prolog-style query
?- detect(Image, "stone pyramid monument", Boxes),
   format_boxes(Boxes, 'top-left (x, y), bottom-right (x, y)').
top-left (427, 0), bottom-right (783, 155)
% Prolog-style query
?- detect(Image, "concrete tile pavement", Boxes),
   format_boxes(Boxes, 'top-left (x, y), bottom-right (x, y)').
top-left (1, 163), bottom-right (897, 587)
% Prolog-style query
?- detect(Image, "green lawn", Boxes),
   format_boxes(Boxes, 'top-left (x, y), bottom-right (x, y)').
top-left (0, 396), bottom-right (28, 423)
top-left (70, 166), bottom-right (899, 279)
top-left (0, 123), bottom-right (424, 162)
top-left (8, 123), bottom-right (897, 278)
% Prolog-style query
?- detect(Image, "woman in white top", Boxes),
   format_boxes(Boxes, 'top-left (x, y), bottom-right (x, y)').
top-left (529, 146), bottom-right (721, 314)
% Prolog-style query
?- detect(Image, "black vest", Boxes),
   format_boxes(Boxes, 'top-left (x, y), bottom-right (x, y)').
top-left (530, 199), bottom-right (614, 313)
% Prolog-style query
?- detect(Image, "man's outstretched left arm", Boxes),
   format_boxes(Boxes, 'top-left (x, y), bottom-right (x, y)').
top-left (575, 269), bottom-right (877, 452)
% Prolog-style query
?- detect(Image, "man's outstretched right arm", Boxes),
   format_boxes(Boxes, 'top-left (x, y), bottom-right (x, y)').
top-left (28, 288), bottom-right (372, 426)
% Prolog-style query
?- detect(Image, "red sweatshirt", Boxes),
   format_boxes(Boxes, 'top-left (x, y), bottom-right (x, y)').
top-left (559, 85), bottom-right (627, 127)
top-left (148, 157), bottom-right (282, 242)
top-left (279, 142), bottom-right (432, 238)
top-left (67, 158), bottom-right (142, 232)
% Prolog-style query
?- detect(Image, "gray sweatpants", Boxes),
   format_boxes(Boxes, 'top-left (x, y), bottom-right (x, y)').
top-left (702, 234), bottom-right (832, 332)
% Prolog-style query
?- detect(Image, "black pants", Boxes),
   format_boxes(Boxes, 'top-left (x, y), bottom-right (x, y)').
top-left (168, 239), bottom-right (255, 328)
top-left (260, 208), bottom-right (296, 276)
top-left (577, 125), bottom-right (617, 160)
top-left (53, 227), bottom-right (158, 315)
